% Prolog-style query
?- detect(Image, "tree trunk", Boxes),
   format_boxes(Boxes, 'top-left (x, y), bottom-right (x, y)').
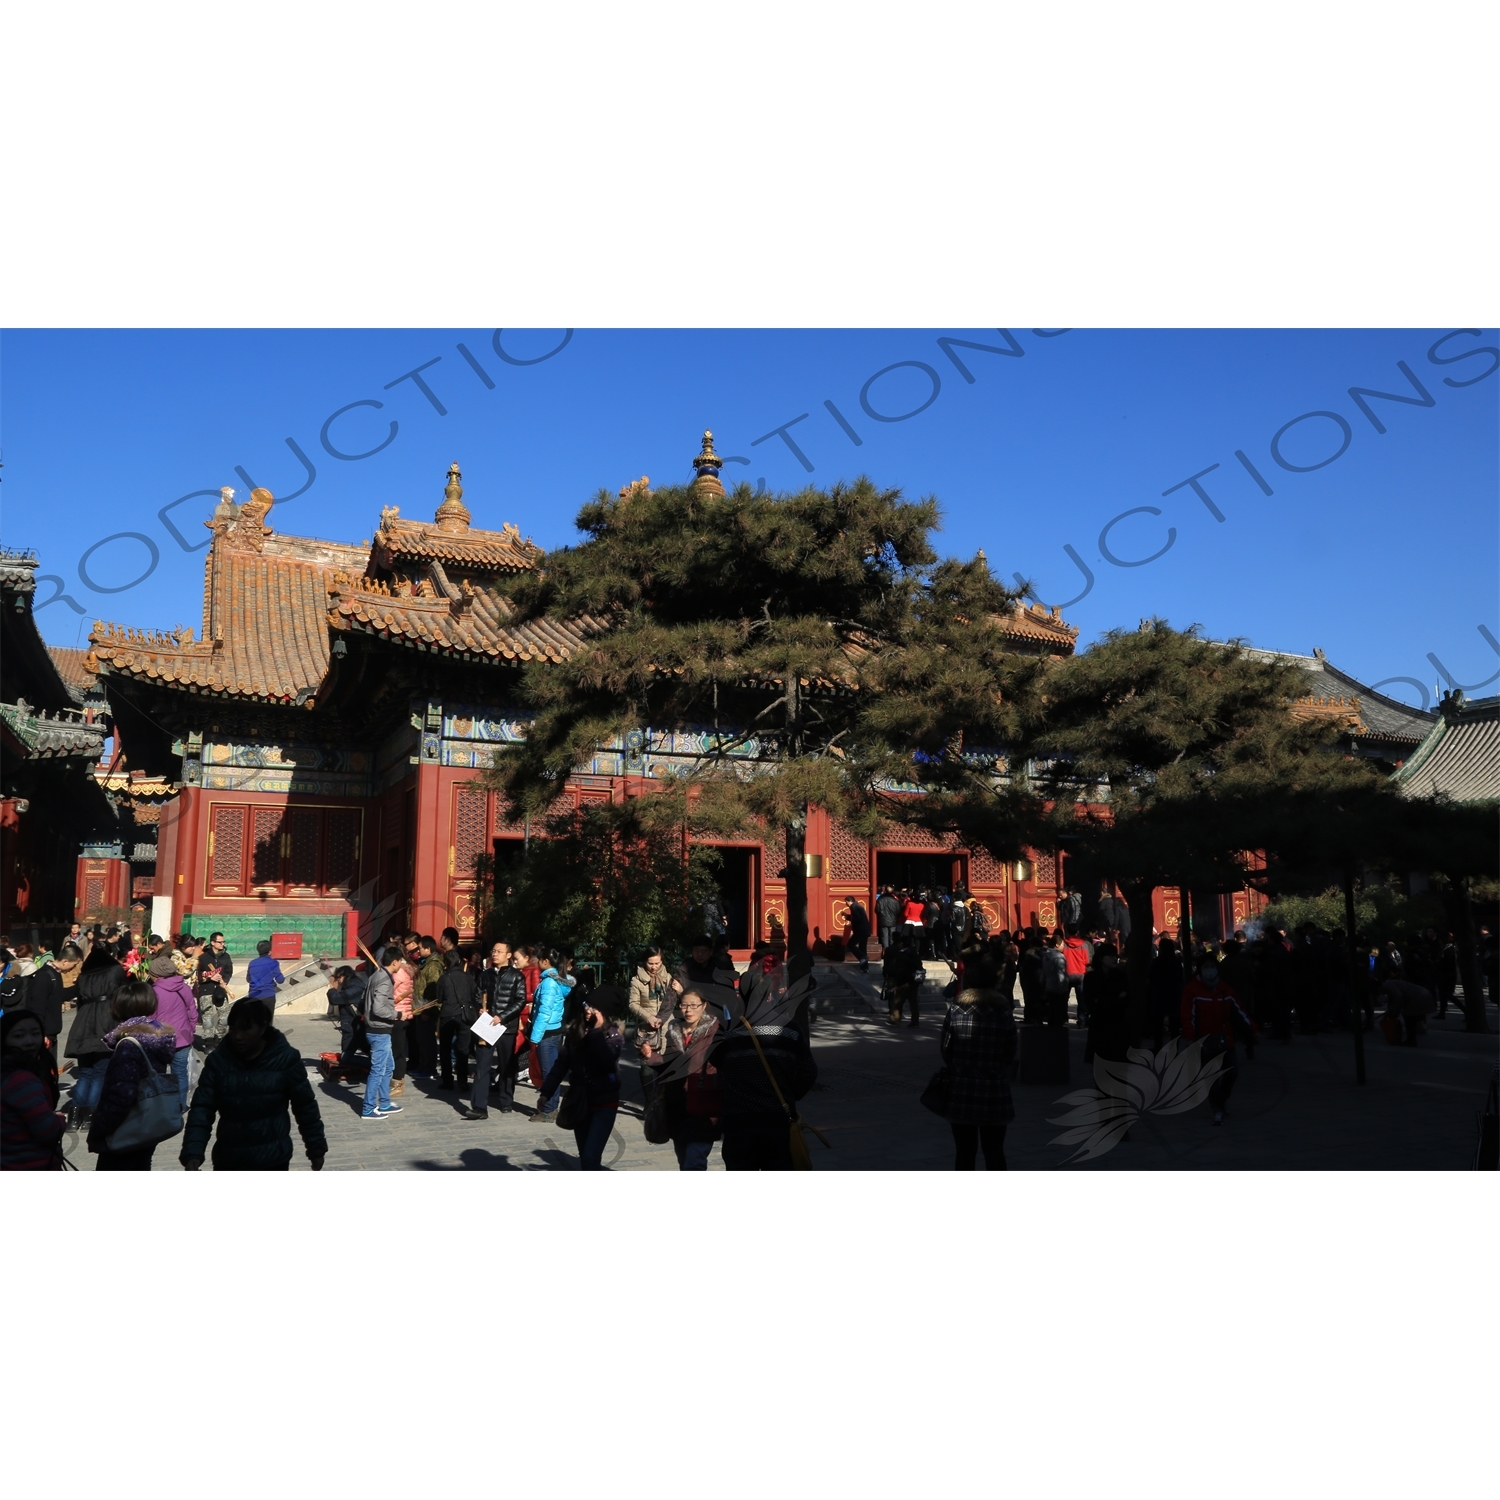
top-left (1444, 872), bottom-right (1491, 1034)
top-left (1123, 879), bottom-right (1157, 1043)
top-left (784, 814), bottom-right (811, 980)
top-left (1344, 865), bottom-right (1366, 1084)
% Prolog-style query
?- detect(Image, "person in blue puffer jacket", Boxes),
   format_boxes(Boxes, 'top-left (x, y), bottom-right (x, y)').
top-left (528, 952), bottom-right (574, 1122)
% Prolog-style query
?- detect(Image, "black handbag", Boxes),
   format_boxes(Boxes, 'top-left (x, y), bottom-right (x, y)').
top-left (556, 1079), bottom-right (588, 1130)
top-left (919, 1067), bottom-right (951, 1116)
top-left (642, 1093), bottom-right (672, 1144)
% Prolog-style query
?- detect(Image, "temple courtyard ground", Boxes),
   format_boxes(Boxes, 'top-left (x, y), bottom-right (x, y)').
top-left (58, 964), bottom-right (1497, 1171)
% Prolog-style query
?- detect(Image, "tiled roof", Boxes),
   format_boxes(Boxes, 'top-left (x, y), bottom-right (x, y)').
top-left (47, 646), bottom-right (100, 700)
top-left (327, 572), bottom-right (604, 663)
top-left (79, 463), bottom-right (1080, 703)
top-left (1395, 696), bottom-right (1500, 803)
top-left (0, 700), bottom-right (107, 759)
top-left (373, 513), bottom-right (541, 572)
top-left (1242, 647), bottom-right (1436, 742)
top-left (999, 602), bottom-right (1080, 650)
top-left (85, 479), bottom-right (580, 699)
top-left (89, 531), bottom-right (368, 705)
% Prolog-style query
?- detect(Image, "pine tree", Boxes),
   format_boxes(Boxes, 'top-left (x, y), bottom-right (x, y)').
top-left (481, 796), bottom-right (724, 971)
top-left (905, 620), bottom-right (1383, 1031)
top-left (485, 434), bottom-right (1024, 973)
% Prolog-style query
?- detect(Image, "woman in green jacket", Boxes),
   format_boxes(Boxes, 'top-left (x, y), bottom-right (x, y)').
top-left (181, 999), bottom-right (327, 1171)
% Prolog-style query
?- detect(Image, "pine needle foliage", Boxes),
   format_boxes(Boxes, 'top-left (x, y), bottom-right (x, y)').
top-left (486, 474), bottom-right (1023, 964)
top-left (909, 620), bottom-right (1385, 1025)
top-left (481, 796), bottom-right (724, 973)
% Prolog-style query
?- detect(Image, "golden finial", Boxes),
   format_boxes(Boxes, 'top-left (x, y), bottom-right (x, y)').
top-left (435, 461), bottom-right (470, 532)
top-left (691, 429), bottom-right (724, 496)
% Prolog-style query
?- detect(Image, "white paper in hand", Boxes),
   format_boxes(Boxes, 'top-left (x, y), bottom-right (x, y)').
top-left (470, 1013), bottom-right (506, 1046)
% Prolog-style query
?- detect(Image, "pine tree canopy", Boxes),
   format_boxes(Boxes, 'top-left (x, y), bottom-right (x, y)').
top-left (486, 469), bottom-right (1023, 959)
top-left (914, 618), bottom-right (1385, 891)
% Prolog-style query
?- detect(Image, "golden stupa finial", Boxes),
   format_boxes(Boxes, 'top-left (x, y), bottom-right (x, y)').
top-left (435, 461), bottom-right (470, 532)
top-left (690, 429), bottom-right (724, 496)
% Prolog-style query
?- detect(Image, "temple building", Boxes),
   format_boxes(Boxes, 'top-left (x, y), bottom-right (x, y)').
top-left (4, 441), bottom-right (1439, 955)
top-left (67, 454), bottom-right (1077, 957)
top-left (0, 550), bottom-right (114, 929)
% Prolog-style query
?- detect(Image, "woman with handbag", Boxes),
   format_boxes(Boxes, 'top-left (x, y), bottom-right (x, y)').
top-left (628, 947), bottom-right (679, 1048)
top-left (640, 989), bottom-right (722, 1170)
top-left (2, 1009), bottom-right (68, 1170)
top-left (933, 974), bottom-right (1017, 1170)
top-left (86, 980), bottom-right (179, 1171)
top-left (537, 989), bottom-right (623, 1170)
top-left (62, 941), bottom-right (128, 1121)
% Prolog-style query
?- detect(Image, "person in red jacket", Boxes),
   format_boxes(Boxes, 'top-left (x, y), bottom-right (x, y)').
top-left (1181, 955), bottom-right (1254, 1125)
top-left (1062, 927), bottom-right (1091, 1027)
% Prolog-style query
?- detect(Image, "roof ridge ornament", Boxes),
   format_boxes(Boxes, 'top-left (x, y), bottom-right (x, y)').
top-left (218, 487), bottom-right (274, 552)
top-left (435, 462), bottom-right (471, 532)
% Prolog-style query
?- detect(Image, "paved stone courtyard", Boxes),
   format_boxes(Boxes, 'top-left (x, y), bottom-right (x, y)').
top-left (59, 964), bottom-right (1497, 1171)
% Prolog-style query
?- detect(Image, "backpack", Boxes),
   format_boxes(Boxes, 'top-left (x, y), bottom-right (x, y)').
top-left (0, 966), bottom-right (28, 1012)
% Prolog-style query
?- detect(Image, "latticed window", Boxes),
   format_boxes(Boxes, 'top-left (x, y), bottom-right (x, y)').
top-left (452, 785), bottom-right (488, 880)
top-left (286, 809), bottom-right (321, 890)
top-left (205, 803), bottom-right (363, 897)
top-left (251, 808), bottom-right (282, 888)
top-left (829, 821), bottom-right (871, 882)
top-left (209, 805), bottom-right (245, 891)
top-left (325, 809), bottom-right (361, 891)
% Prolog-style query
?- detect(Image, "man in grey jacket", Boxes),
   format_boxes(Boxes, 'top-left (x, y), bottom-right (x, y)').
top-left (1041, 934), bottom-right (1069, 1028)
top-left (361, 947), bottom-right (403, 1120)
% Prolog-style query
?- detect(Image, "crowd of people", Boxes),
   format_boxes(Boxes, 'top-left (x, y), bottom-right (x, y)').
top-left (325, 925), bottom-right (811, 1170)
top-left (0, 921), bottom-right (322, 1171)
top-left (1, 901), bottom-right (1495, 1171)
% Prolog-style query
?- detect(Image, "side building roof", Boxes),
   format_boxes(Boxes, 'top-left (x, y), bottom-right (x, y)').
top-left (1241, 645), bottom-right (1436, 746)
top-left (1394, 694), bottom-right (1500, 803)
top-left (86, 472), bottom-right (576, 704)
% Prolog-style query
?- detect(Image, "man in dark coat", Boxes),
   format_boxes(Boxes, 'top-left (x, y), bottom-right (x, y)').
top-left (464, 942), bottom-right (528, 1119)
top-left (327, 966), bottom-right (367, 1063)
top-left (1149, 935), bottom-right (1184, 1046)
top-left (874, 887), bottom-right (901, 953)
top-left (708, 960), bottom-right (817, 1171)
top-left (20, 956), bottom-right (65, 1064)
top-left (844, 897), bottom-right (872, 973)
top-left (180, 996), bottom-right (325, 1170)
top-left (1083, 945), bottom-right (1131, 1063)
top-left (1255, 930), bottom-right (1294, 1042)
top-left (64, 946), bottom-right (128, 1114)
top-left (181, 998), bottom-right (326, 1171)
top-left (1058, 889), bottom-right (1083, 930)
top-left (1097, 884), bottom-right (1132, 940)
top-left (882, 932), bottom-right (923, 1026)
top-left (437, 952), bottom-right (479, 1091)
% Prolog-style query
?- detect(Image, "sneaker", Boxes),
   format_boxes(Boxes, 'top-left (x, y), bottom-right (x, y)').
top-left (461, 1108), bottom-right (488, 1121)
top-left (376, 1102), bottom-right (403, 1115)
top-left (361, 1109), bottom-right (387, 1121)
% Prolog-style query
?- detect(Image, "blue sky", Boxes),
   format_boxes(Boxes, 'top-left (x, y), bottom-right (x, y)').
top-left (3, 327), bottom-right (1496, 708)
